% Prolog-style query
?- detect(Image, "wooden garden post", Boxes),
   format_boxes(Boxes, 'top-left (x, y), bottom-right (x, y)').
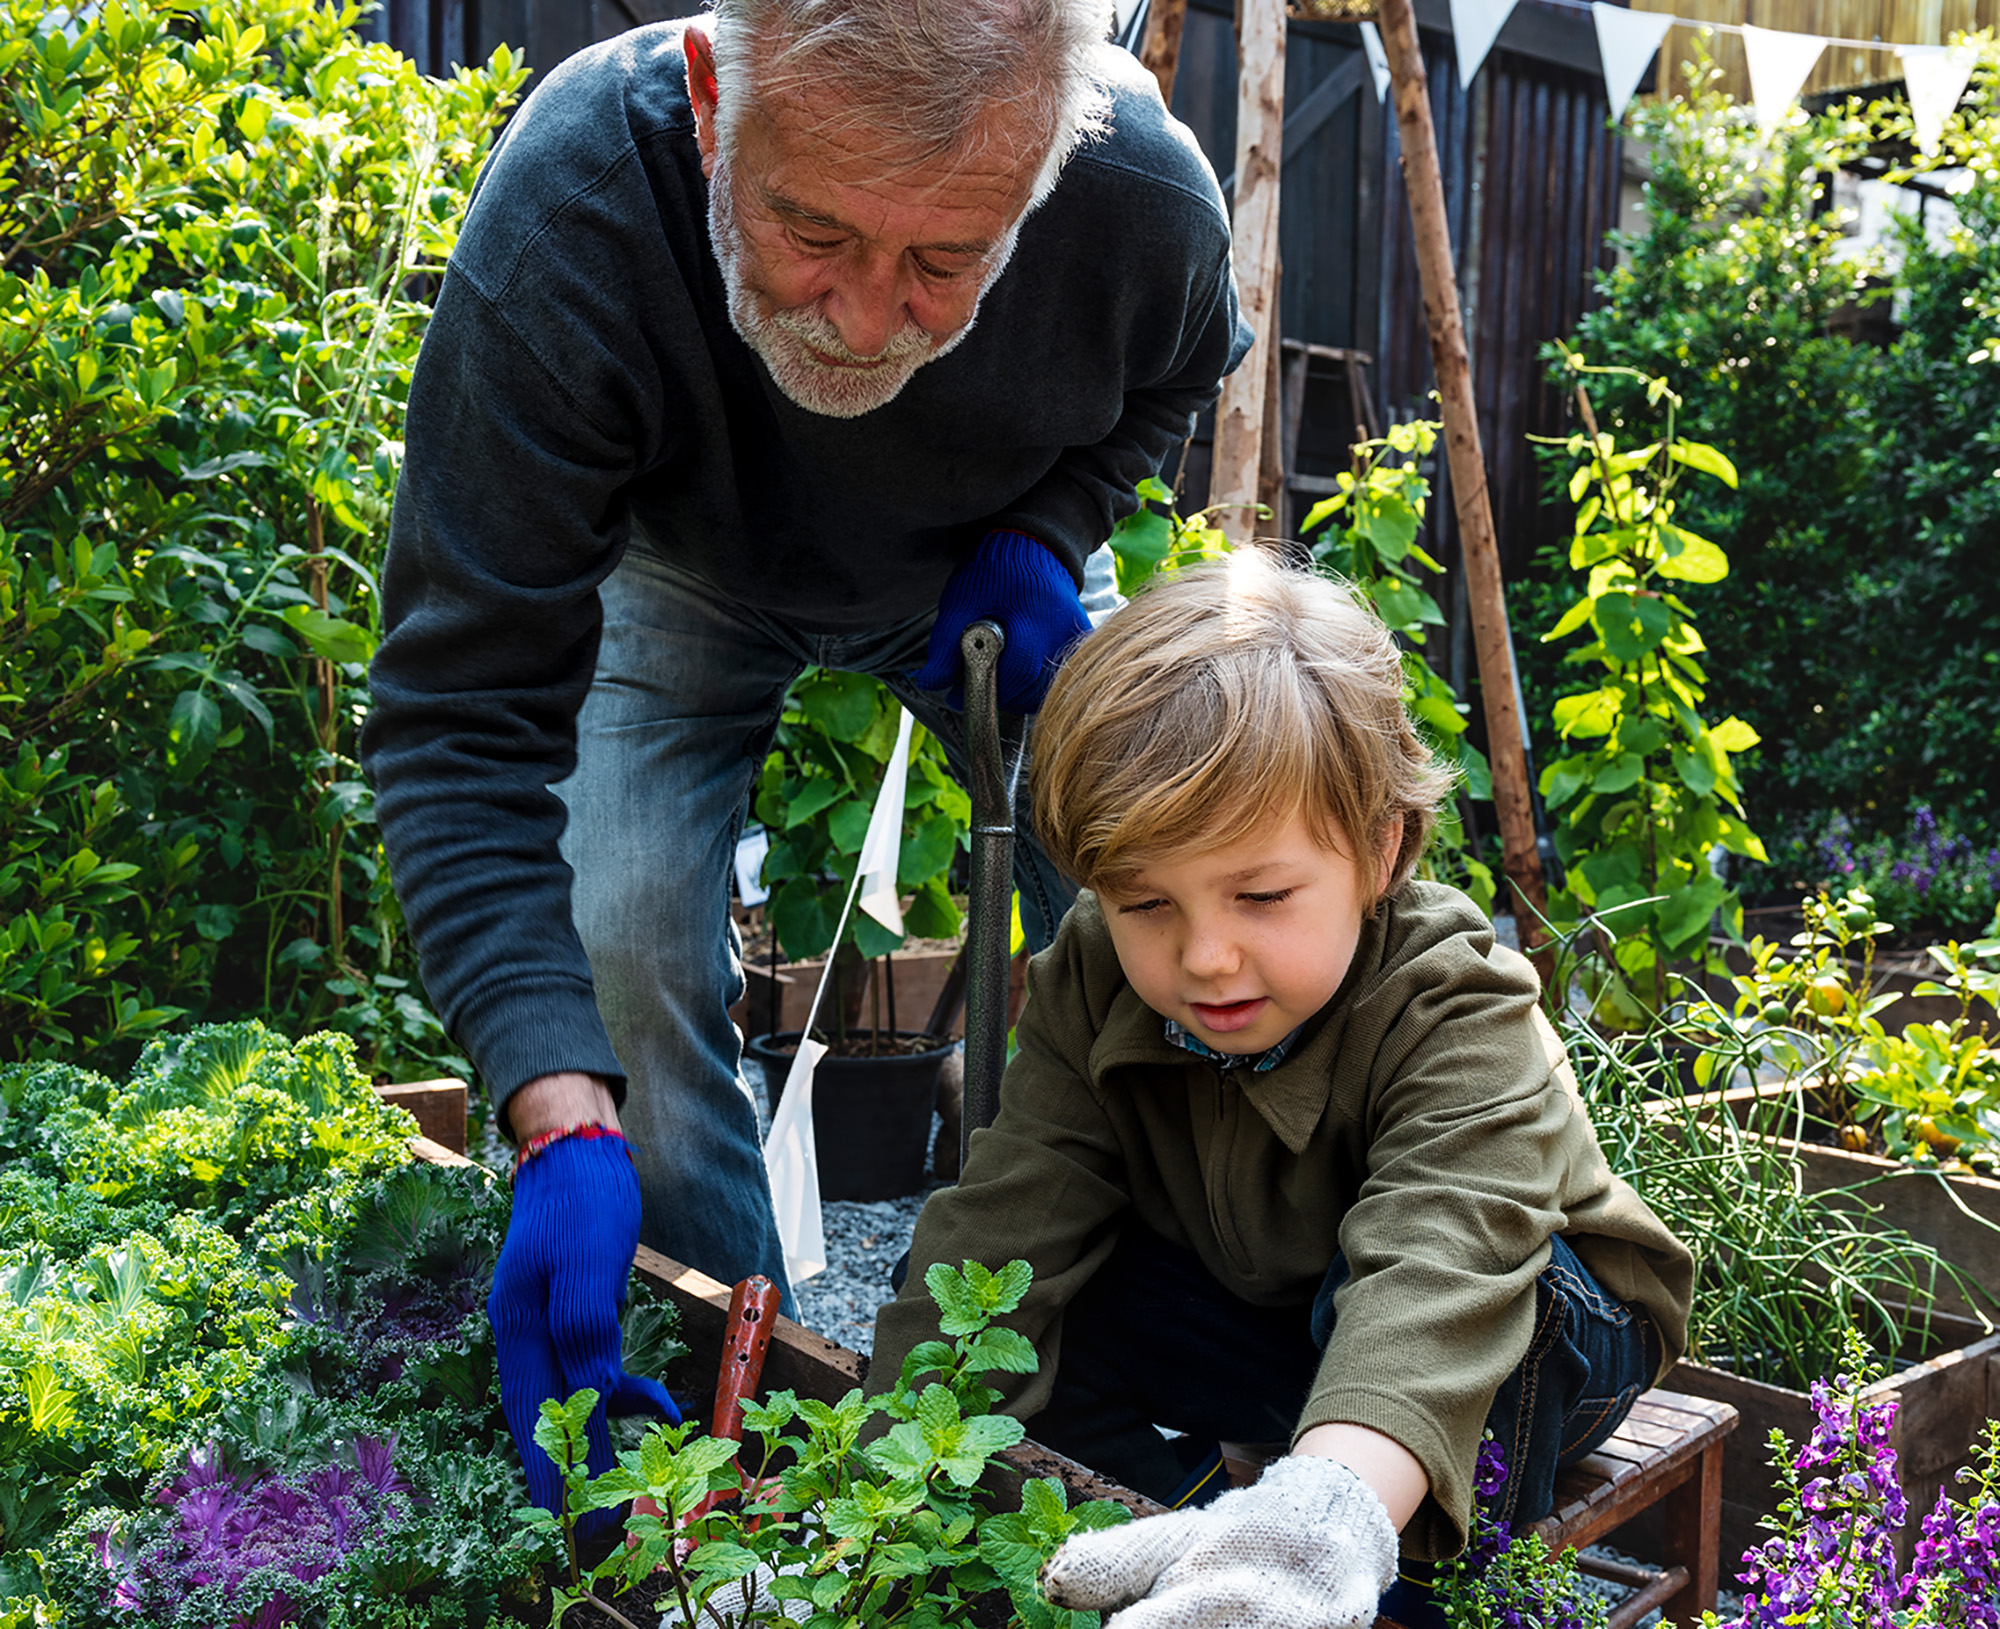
top-left (1375, 0), bottom-right (1548, 940)
top-left (1139, 0), bottom-right (1191, 105)
top-left (1210, 0), bottom-right (1286, 544)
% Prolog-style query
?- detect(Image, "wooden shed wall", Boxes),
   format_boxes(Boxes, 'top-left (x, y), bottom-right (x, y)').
top-left (1633, 0), bottom-right (2000, 104)
top-left (1170, 0), bottom-right (1620, 587)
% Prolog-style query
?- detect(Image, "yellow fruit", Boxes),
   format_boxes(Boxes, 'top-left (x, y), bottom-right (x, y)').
top-left (1838, 1124), bottom-right (1871, 1153)
top-left (1805, 977), bottom-right (1847, 1017)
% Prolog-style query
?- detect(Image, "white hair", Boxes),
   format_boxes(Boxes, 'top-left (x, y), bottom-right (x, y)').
top-left (709, 0), bottom-right (1116, 204)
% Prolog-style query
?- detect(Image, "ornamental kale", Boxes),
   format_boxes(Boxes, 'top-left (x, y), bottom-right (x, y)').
top-left (105, 1435), bottom-right (416, 1625)
top-left (1436, 1438), bottom-right (1606, 1629)
top-left (1707, 1331), bottom-right (2000, 1629)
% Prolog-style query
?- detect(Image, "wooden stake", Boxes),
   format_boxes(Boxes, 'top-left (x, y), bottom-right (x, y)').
top-left (1375, 0), bottom-right (1548, 943)
top-left (1210, 0), bottom-right (1286, 545)
top-left (1139, 0), bottom-right (1191, 106)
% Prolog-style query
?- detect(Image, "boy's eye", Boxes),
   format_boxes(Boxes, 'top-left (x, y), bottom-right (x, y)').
top-left (1117, 898), bottom-right (1169, 915)
top-left (1241, 888), bottom-right (1296, 906)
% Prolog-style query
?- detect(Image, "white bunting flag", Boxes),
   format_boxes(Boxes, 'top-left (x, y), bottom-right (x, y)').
top-left (1448, 0), bottom-right (1519, 89)
top-left (856, 707), bottom-right (915, 937)
top-left (764, 1035), bottom-right (827, 1286)
top-left (1741, 23), bottom-right (1825, 136)
top-left (1360, 20), bottom-right (1392, 104)
top-left (1898, 42), bottom-right (1979, 156)
top-left (1591, 3), bottom-right (1674, 124)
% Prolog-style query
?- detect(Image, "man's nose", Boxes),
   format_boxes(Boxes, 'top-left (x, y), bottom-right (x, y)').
top-left (823, 254), bottom-right (908, 358)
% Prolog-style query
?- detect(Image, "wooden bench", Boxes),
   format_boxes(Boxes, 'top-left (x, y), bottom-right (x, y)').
top-left (1376, 1388), bottom-right (1738, 1629)
top-left (1526, 1387), bottom-right (1739, 1629)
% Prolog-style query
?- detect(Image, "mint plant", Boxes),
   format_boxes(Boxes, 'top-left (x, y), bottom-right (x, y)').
top-left (1535, 348), bottom-right (1766, 1026)
top-left (521, 1259), bottom-right (1128, 1629)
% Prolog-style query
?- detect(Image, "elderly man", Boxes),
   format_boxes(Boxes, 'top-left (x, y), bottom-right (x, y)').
top-left (363, 0), bottom-right (1247, 1527)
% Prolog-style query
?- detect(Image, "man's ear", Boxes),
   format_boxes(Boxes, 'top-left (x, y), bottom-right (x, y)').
top-left (1377, 813), bottom-right (1405, 897)
top-left (685, 23), bottom-right (720, 179)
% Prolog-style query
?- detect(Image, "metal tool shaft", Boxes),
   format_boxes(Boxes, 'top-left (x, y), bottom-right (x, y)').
top-left (959, 619), bottom-right (1015, 1173)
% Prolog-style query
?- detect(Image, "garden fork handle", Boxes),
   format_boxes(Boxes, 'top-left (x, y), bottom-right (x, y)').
top-left (960, 619), bottom-right (1020, 1173)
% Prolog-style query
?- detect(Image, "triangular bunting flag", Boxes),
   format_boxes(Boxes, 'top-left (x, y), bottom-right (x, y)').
top-left (856, 707), bottom-right (915, 937)
top-left (1591, 3), bottom-right (1673, 124)
top-left (1741, 23), bottom-right (1825, 136)
top-left (1448, 0), bottom-right (1519, 89)
top-left (1360, 20), bottom-right (1392, 104)
top-left (1898, 42), bottom-right (1979, 156)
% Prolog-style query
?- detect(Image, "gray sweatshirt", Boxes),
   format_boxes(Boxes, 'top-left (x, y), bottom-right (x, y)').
top-left (361, 22), bottom-right (1251, 1110)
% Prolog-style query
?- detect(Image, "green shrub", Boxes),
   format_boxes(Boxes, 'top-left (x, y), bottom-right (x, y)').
top-left (1522, 41), bottom-right (2000, 875)
top-left (0, 0), bottom-right (525, 1076)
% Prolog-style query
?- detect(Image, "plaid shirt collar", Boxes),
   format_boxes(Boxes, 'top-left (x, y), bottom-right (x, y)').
top-left (1162, 1018), bottom-right (1306, 1074)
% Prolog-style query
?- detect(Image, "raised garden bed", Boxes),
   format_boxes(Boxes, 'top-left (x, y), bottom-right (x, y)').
top-left (1667, 1082), bottom-right (2000, 1322)
top-left (1664, 1318), bottom-right (2000, 1572)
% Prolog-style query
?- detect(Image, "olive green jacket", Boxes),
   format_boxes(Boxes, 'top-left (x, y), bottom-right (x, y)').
top-left (869, 882), bottom-right (1693, 1558)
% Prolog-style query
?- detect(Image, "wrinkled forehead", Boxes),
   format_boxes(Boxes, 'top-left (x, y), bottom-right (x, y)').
top-left (728, 67), bottom-right (1049, 204)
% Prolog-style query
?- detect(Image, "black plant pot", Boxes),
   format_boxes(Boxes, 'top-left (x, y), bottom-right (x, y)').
top-left (748, 1031), bottom-right (956, 1201)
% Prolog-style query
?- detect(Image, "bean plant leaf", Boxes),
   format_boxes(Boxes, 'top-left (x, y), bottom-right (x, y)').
top-left (1667, 439), bottom-right (1738, 488)
top-left (798, 670), bottom-right (879, 742)
top-left (1653, 526), bottom-right (1728, 583)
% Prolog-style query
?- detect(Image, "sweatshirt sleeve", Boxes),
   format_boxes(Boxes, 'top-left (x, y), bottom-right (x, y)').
top-left (988, 235), bottom-right (1251, 580)
top-left (868, 932), bottom-right (1132, 1411)
top-left (1295, 941), bottom-right (1617, 1559)
top-left (360, 267), bottom-right (642, 1120)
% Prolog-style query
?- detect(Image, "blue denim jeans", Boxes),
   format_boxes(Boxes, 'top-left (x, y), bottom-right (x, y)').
top-left (1028, 1228), bottom-right (1659, 1617)
top-left (556, 547), bottom-right (1104, 1315)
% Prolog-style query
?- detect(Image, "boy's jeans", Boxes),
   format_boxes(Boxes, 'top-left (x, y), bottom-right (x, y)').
top-left (1028, 1228), bottom-right (1660, 1613)
top-left (556, 546), bottom-right (1104, 1313)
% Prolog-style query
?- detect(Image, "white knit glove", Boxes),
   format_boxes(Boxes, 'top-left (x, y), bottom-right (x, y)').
top-left (1039, 1455), bottom-right (1399, 1629)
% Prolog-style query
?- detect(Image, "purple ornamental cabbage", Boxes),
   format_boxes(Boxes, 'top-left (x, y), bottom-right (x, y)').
top-left (106, 1435), bottom-right (413, 1626)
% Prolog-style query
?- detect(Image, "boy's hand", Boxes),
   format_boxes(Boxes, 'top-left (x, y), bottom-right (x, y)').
top-left (1039, 1456), bottom-right (1397, 1628)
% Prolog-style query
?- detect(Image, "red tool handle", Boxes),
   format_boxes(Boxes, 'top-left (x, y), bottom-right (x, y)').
top-left (632, 1275), bottom-right (780, 1544)
top-left (709, 1274), bottom-right (780, 1445)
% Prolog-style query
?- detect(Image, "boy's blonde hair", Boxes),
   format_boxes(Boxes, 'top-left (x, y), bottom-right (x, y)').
top-left (1031, 549), bottom-right (1456, 906)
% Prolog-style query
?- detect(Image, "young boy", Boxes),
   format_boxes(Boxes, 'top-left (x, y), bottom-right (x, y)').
top-left (869, 551), bottom-right (1693, 1629)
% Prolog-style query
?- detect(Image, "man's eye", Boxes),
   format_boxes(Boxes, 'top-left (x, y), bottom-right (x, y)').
top-left (911, 254), bottom-right (964, 282)
top-left (1242, 888), bottom-right (1296, 906)
top-left (789, 230), bottom-right (843, 251)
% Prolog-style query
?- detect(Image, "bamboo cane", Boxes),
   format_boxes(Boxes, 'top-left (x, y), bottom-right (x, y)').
top-left (1375, 0), bottom-right (1548, 943)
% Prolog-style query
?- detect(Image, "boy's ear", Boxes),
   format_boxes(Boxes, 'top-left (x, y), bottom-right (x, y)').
top-left (685, 24), bottom-right (721, 179)
top-left (1376, 813), bottom-right (1405, 897)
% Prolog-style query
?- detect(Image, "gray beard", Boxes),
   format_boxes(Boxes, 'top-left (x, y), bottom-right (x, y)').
top-left (706, 137), bottom-right (1015, 419)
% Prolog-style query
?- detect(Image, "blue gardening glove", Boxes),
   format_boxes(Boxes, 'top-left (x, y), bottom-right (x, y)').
top-left (489, 1130), bottom-right (680, 1539)
top-left (910, 529), bottom-right (1092, 713)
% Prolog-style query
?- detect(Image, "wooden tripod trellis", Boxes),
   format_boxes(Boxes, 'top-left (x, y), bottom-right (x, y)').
top-left (1181, 0), bottom-right (1548, 940)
